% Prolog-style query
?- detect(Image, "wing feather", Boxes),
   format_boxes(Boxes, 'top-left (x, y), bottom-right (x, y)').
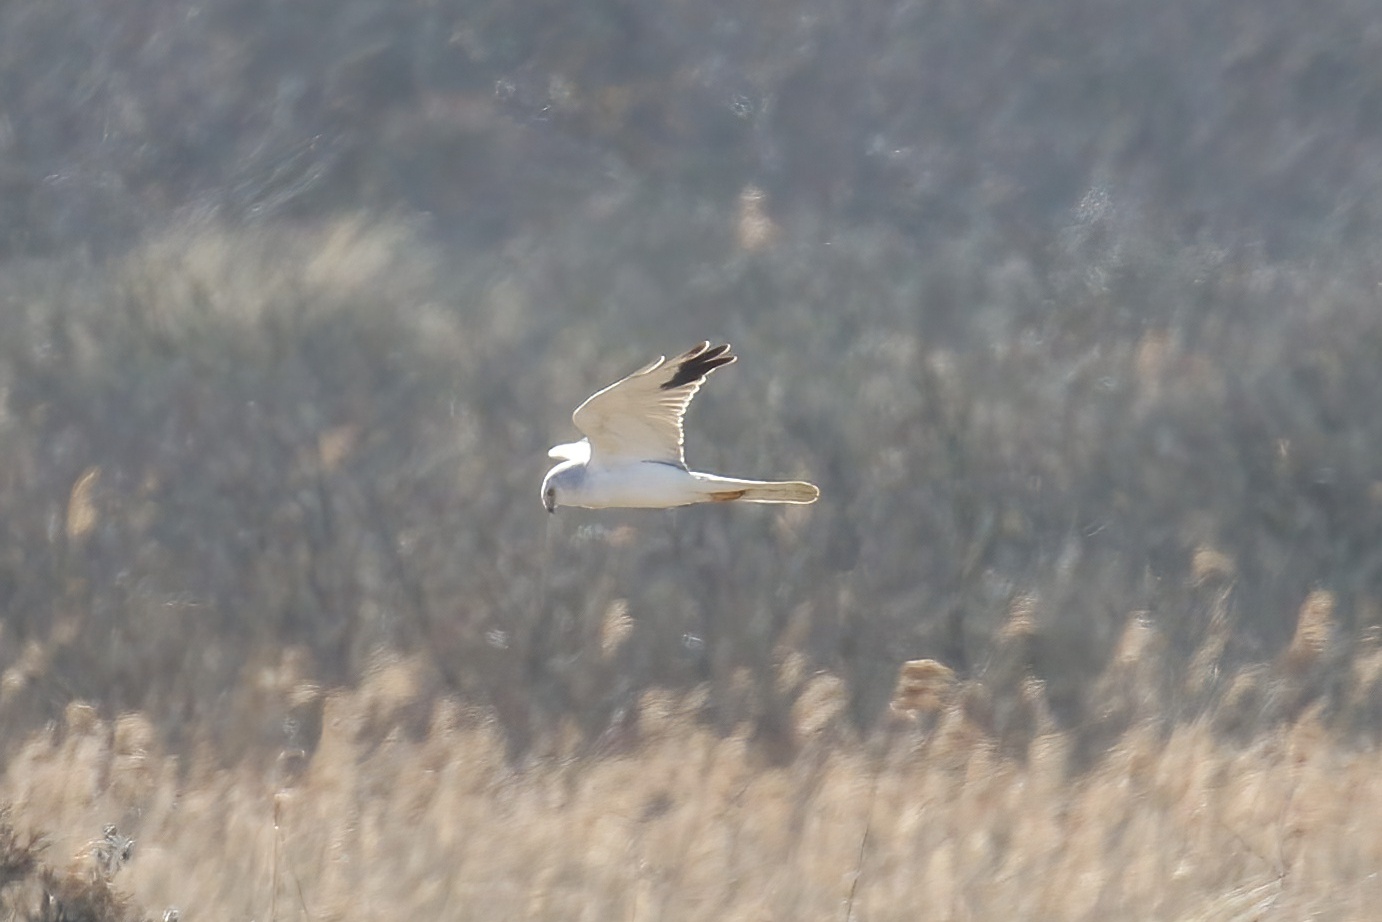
top-left (548, 440), bottom-right (591, 462)
top-left (571, 342), bottom-right (736, 467)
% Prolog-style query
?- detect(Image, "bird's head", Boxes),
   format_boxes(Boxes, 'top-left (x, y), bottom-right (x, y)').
top-left (540, 463), bottom-right (577, 513)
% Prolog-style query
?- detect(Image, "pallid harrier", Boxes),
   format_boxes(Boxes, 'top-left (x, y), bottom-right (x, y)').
top-left (542, 343), bottom-right (820, 512)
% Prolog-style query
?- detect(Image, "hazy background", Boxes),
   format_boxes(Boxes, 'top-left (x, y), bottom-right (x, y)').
top-left (1, 0), bottom-right (1381, 918)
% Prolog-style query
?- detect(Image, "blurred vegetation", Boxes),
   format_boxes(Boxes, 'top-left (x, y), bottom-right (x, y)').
top-left (0, 810), bottom-right (141, 922)
top-left (4, 0), bottom-right (1381, 258)
top-left (2, 663), bottom-right (1380, 921)
top-left (0, 0), bottom-right (1380, 791)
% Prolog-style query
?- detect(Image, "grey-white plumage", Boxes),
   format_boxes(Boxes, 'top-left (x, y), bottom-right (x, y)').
top-left (541, 343), bottom-right (820, 512)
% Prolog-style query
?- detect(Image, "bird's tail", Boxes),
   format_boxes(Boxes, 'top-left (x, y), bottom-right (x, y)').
top-left (693, 474), bottom-right (820, 505)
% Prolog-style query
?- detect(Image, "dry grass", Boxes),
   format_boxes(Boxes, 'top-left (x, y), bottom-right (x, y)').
top-left (3, 619), bottom-right (1380, 922)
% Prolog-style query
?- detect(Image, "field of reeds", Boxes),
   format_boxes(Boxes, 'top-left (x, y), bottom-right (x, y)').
top-left (3, 590), bottom-right (1382, 920)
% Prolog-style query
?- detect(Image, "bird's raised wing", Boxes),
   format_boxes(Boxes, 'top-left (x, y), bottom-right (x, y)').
top-left (572, 342), bottom-right (736, 467)
top-left (548, 440), bottom-right (591, 463)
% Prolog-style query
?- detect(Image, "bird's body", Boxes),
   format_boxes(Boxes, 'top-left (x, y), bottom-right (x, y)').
top-left (541, 343), bottom-right (819, 512)
top-left (548, 454), bottom-right (818, 509)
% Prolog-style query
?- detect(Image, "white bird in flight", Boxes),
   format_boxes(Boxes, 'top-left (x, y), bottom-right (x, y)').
top-left (542, 343), bottom-right (820, 512)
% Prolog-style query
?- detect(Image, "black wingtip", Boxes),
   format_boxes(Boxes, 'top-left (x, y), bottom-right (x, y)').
top-left (661, 343), bottom-right (736, 390)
